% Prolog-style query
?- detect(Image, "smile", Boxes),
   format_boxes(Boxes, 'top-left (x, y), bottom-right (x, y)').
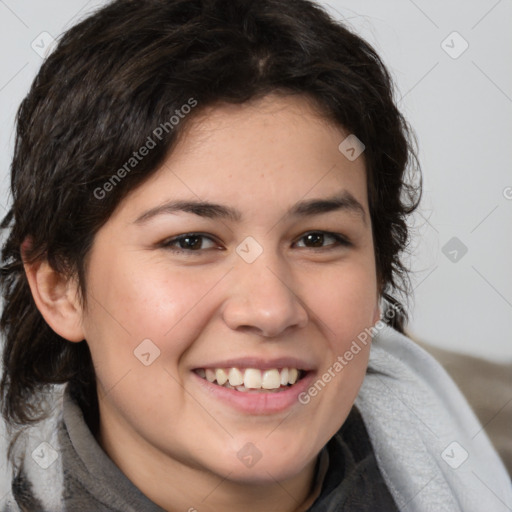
top-left (195, 367), bottom-right (306, 392)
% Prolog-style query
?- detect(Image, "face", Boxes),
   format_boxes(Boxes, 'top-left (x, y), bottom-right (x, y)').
top-left (78, 94), bottom-right (380, 499)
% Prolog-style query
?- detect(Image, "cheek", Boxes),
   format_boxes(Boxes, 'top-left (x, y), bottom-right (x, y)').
top-left (293, 264), bottom-right (376, 450)
top-left (303, 260), bottom-right (379, 346)
top-left (81, 256), bottom-right (220, 419)
top-left (82, 254), bottom-right (224, 364)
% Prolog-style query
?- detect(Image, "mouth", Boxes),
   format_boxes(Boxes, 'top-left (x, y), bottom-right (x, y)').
top-left (194, 367), bottom-right (308, 393)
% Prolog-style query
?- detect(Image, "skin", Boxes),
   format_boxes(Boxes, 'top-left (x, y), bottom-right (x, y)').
top-left (26, 93), bottom-right (381, 512)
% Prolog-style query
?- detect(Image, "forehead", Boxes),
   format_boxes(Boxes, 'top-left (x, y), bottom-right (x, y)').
top-left (116, 93), bottom-right (369, 223)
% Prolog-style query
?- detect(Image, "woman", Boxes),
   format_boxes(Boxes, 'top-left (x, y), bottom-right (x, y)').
top-left (0, 0), bottom-right (510, 510)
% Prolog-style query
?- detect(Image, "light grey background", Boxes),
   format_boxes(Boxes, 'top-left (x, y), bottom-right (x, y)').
top-left (0, 0), bottom-right (511, 361)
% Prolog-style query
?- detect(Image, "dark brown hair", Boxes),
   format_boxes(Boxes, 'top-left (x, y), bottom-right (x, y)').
top-left (0, 0), bottom-right (421, 428)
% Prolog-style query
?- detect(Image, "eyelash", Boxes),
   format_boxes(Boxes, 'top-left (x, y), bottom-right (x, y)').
top-left (160, 231), bottom-right (352, 255)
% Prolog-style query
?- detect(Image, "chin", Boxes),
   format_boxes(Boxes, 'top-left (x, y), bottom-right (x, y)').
top-left (210, 446), bottom-right (314, 485)
top-left (226, 463), bottom-right (305, 485)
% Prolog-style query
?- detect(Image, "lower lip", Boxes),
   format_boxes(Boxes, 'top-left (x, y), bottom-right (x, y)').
top-left (192, 371), bottom-right (316, 414)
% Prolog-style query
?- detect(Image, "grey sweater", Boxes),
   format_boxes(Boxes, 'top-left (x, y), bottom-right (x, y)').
top-left (1, 326), bottom-right (511, 511)
top-left (3, 391), bottom-right (398, 511)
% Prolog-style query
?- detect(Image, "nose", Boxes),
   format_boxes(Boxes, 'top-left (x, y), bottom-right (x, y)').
top-left (221, 252), bottom-right (309, 338)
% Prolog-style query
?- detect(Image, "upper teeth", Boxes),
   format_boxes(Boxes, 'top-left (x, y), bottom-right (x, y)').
top-left (198, 367), bottom-right (300, 389)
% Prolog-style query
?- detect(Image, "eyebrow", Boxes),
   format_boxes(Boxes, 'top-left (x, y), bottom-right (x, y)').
top-left (133, 191), bottom-right (367, 225)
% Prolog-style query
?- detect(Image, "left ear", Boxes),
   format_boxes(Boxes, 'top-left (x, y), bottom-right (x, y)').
top-left (22, 238), bottom-right (85, 342)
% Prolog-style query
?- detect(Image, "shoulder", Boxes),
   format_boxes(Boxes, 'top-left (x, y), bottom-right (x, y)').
top-left (0, 387), bottom-right (66, 512)
top-left (355, 325), bottom-right (512, 512)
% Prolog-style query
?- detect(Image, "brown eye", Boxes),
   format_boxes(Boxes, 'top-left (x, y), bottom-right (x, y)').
top-left (304, 233), bottom-right (325, 247)
top-left (294, 231), bottom-right (351, 249)
top-left (177, 235), bottom-right (203, 250)
top-left (161, 233), bottom-right (219, 253)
